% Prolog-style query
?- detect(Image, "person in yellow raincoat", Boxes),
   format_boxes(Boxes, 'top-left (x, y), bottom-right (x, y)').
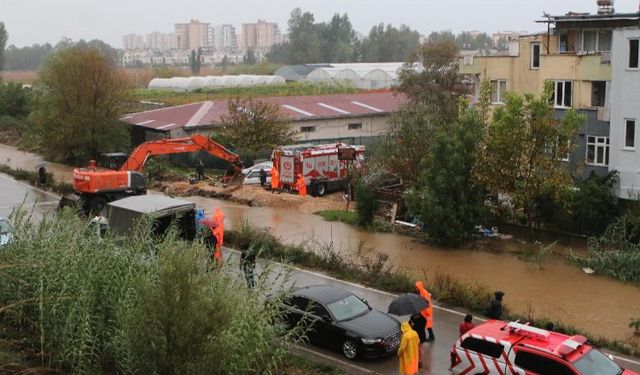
top-left (398, 321), bottom-right (419, 375)
top-left (415, 280), bottom-right (434, 341)
top-left (211, 207), bottom-right (224, 266)
top-left (295, 173), bottom-right (307, 196)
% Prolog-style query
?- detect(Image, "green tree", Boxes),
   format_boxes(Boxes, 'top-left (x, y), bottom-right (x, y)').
top-left (190, 48), bottom-right (202, 74)
top-left (398, 38), bottom-right (466, 125)
top-left (0, 82), bottom-right (30, 117)
top-left (218, 97), bottom-right (297, 163)
top-left (3, 43), bottom-right (54, 70)
top-left (406, 102), bottom-right (486, 246)
top-left (243, 47), bottom-right (257, 65)
top-left (0, 22), bottom-right (7, 71)
top-left (319, 13), bottom-right (356, 62)
top-left (570, 171), bottom-right (619, 235)
top-left (33, 46), bottom-right (130, 163)
top-left (221, 54), bottom-right (229, 71)
top-left (373, 102), bottom-right (435, 186)
top-left (287, 8), bottom-right (322, 64)
top-left (359, 23), bottom-right (420, 62)
top-left (475, 81), bottom-right (584, 234)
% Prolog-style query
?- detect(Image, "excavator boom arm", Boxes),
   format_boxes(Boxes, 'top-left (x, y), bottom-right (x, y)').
top-left (120, 134), bottom-right (241, 172)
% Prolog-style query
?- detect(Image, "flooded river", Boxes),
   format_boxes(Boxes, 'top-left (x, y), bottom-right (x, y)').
top-left (184, 195), bottom-right (640, 342)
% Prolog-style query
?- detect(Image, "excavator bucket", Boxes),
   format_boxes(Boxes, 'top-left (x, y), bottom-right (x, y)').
top-left (221, 166), bottom-right (244, 186)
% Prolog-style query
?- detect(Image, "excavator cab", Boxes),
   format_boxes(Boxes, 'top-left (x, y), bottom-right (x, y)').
top-left (98, 153), bottom-right (129, 171)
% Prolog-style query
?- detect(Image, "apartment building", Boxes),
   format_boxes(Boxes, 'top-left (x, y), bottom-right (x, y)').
top-left (175, 19), bottom-right (210, 50)
top-left (211, 24), bottom-right (238, 51)
top-left (242, 20), bottom-right (280, 50)
top-left (146, 32), bottom-right (178, 50)
top-left (461, 1), bottom-right (640, 198)
top-left (122, 34), bottom-right (145, 50)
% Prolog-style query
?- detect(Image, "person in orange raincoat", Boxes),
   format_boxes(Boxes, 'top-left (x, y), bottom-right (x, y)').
top-left (295, 173), bottom-right (307, 196)
top-left (270, 166), bottom-right (279, 193)
top-left (398, 321), bottom-right (420, 375)
top-left (211, 207), bottom-right (224, 265)
top-left (415, 280), bottom-right (434, 341)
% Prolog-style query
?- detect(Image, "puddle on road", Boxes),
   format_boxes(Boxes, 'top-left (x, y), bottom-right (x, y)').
top-left (184, 195), bottom-right (640, 342)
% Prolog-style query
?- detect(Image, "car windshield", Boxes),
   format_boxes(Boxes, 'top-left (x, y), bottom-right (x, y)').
top-left (0, 219), bottom-right (13, 235)
top-left (573, 348), bottom-right (623, 375)
top-left (326, 295), bottom-right (369, 321)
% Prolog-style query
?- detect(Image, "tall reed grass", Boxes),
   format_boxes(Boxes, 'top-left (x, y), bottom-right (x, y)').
top-left (0, 209), bottom-right (302, 374)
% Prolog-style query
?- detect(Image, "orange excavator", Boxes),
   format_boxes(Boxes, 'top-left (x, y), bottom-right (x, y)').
top-left (67, 134), bottom-right (243, 214)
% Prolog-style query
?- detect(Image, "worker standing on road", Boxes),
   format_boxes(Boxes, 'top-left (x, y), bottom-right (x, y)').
top-left (398, 321), bottom-right (419, 375)
top-left (270, 166), bottom-right (279, 193)
top-left (409, 313), bottom-right (427, 369)
top-left (211, 207), bottom-right (225, 267)
top-left (295, 173), bottom-right (307, 196)
top-left (415, 281), bottom-right (435, 341)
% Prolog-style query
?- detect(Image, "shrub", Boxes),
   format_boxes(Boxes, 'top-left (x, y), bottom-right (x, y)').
top-left (354, 179), bottom-right (378, 226)
top-left (0, 209), bottom-right (301, 374)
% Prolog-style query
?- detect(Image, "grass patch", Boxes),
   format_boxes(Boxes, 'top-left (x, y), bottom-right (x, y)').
top-left (226, 219), bottom-right (640, 357)
top-left (315, 210), bottom-right (359, 226)
top-left (131, 82), bottom-right (362, 107)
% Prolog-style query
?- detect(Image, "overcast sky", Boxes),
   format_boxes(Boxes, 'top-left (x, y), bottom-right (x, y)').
top-left (1, 0), bottom-right (639, 48)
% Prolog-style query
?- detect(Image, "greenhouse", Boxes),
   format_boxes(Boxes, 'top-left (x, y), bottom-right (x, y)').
top-left (301, 63), bottom-right (409, 89)
top-left (147, 75), bottom-right (286, 91)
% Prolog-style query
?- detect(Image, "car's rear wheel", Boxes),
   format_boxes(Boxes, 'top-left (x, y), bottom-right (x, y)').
top-left (342, 339), bottom-right (358, 360)
top-left (317, 183), bottom-right (326, 196)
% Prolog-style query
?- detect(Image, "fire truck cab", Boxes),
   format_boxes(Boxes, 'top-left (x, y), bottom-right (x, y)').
top-left (450, 320), bottom-right (637, 375)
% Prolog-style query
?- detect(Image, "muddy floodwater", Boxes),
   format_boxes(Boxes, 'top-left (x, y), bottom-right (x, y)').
top-left (183, 195), bottom-right (640, 342)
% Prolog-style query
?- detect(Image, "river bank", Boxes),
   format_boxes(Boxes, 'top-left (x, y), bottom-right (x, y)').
top-left (0, 143), bottom-right (639, 346)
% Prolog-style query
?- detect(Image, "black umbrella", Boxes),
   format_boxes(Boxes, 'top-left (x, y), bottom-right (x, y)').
top-left (387, 293), bottom-right (429, 315)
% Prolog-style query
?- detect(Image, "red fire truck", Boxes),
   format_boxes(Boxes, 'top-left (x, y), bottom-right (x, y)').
top-left (271, 143), bottom-right (364, 196)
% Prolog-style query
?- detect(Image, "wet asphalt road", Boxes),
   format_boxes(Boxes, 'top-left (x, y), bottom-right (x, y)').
top-left (1, 173), bottom-right (639, 375)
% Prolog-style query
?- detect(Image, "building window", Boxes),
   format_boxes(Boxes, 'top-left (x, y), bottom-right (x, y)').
top-left (625, 119), bottom-right (636, 149)
top-left (586, 136), bottom-right (610, 166)
top-left (598, 30), bottom-right (612, 52)
top-left (491, 80), bottom-right (507, 104)
top-left (347, 123), bottom-right (362, 130)
top-left (553, 80), bottom-right (572, 108)
top-left (463, 55), bottom-right (474, 65)
top-left (583, 30), bottom-right (597, 52)
top-left (531, 43), bottom-right (540, 69)
top-left (558, 29), bottom-right (578, 52)
top-left (591, 81), bottom-right (606, 107)
top-left (300, 126), bottom-right (316, 133)
top-left (629, 39), bottom-right (639, 69)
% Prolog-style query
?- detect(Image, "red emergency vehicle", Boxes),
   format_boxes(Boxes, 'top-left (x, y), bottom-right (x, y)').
top-left (271, 143), bottom-right (364, 196)
top-left (450, 320), bottom-right (637, 375)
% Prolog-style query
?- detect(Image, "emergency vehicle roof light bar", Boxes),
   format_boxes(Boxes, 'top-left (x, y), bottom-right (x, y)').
top-left (507, 321), bottom-right (550, 340)
top-left (555, 335), bottom-right (588, 357)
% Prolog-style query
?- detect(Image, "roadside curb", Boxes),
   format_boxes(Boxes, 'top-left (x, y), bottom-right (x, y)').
top-left (292, 345), bottom-right (384, 375)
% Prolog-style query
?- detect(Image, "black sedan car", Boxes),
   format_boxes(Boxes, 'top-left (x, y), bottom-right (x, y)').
top-left (281, 285), bottom-right (401, 360)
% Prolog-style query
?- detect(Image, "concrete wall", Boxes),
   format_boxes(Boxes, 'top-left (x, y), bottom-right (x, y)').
top-left (610, 27), bottom-right (640, 198)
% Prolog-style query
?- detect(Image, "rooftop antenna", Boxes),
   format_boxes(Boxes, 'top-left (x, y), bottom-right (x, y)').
top-left (597, 0), bottom-right (615, 14)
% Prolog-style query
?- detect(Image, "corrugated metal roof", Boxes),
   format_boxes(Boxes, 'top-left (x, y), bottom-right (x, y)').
top-left (121, 91), bottom-right (406, 131)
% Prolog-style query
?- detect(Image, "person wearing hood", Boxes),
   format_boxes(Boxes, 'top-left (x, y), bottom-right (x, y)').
top-left (409, 313), bottom-right (427, 368)
top-left (270, 166), bottom-right (280, 193)
top-left (485, 291), bottom-right (505, 319)
top-left (211, 208), bottom-right (225, 266)
top-left (295, 173), bottom-right (307, 196)
top-left (398, 321), bottom-right (420, 375)
top-left (415, 280), bottom-right (435, 341)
